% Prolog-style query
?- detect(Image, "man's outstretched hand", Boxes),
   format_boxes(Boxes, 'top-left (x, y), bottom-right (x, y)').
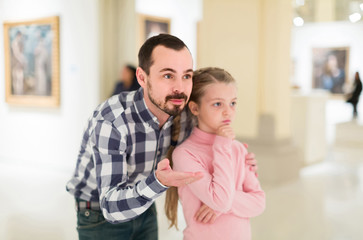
top-left (243, 143), bottom-right (258, 174)
top-left (155, 158), bottom-right (203, 187)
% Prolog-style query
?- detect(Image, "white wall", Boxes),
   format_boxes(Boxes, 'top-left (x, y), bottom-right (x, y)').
top-left (0, 0), bottom-right (100, 172)
top-left (136, 0), bottom-right (202, 68)
top-left (291, 21), bottom-right (363, 93)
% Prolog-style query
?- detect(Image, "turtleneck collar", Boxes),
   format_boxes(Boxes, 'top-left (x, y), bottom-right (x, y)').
top-left (189, 127), bottom-right (217, 145)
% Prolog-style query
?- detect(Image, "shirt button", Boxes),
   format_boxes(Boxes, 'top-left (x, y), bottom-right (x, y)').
top-left (85, 210), bottom-right (90, 217)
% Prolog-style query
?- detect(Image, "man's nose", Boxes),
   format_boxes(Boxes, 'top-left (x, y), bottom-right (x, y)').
top-left (173, 78), bottom-right (184, 93)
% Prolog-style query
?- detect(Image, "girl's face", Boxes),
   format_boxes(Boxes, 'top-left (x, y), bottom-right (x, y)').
top-left (189, 82), bottom-right (237, 134)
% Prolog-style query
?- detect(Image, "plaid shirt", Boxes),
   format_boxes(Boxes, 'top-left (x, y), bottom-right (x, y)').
top-left (66, 88), bottom-right (192, 223)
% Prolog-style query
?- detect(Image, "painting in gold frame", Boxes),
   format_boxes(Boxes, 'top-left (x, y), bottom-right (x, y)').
top-left (138, 14), bottom-right (170, 47)
top-left (312, 47), bottom-right (349, 95)
top-left (3, 16), bottom-right (60, 107)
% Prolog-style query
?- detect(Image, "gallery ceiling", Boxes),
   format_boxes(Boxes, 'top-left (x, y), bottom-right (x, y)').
top-left (293, 0), bottom-right (363, 25)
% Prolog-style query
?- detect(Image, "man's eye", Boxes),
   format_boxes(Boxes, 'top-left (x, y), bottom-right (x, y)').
top-left (164, 74), bottom-right (172, 79)
top-left (183, 74), bottom-right (192, 79)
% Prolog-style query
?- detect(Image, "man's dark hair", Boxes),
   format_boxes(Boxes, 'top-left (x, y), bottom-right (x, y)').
top-left (138, 34), bottom-right (188, 75)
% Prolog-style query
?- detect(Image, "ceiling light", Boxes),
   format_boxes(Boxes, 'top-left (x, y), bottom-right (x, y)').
top-left (293, 17), bottom-right (304, 26)
top-left (349, 13), bottom-right (361, 23)
top-left (360, 3), bottom-right (363, 11)
top-left (295, 0), bottom-right (305, 6)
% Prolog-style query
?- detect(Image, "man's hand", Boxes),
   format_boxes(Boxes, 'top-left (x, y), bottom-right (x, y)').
top-left (243, 143), bottom-right (258, 174)
top-left (194, 203), bottom-right (217, 224)
top-left (155, 158), bottom-right (203, 187)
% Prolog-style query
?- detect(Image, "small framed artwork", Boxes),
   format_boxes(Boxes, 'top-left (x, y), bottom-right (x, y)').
top-left (311, 47), bottom-right (349, 94)
top-left (138, 14), bottom-right (170, 45)
top-left (3, 16), bottom-right (60, 107)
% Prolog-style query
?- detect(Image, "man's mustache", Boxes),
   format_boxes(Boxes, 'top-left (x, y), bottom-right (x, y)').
top-left (165, 93), bottom-right (188, 102)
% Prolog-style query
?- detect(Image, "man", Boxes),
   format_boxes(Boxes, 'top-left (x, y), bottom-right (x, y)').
top-left (66, 34), bottom-right (257, 240)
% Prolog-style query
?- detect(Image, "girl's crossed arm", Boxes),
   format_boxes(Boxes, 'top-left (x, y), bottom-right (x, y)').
top-left (173, 136), bottom-right (236, 213)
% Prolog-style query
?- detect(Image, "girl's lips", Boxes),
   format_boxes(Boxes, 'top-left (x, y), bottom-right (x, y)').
top-left (223, 120), bottom-right (231, 124)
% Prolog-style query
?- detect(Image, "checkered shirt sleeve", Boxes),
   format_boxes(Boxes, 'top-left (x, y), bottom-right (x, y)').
top-left (91, 118), bottom-right (167, 223)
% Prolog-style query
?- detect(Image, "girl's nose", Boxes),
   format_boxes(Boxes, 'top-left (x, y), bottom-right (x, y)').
top-left (223, 106), bottom-right (233, 116)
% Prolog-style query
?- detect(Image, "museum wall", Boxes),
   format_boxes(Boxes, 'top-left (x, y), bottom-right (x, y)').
top-left (0, 0), bottom-right (101, 172)
top-left (198, 0), bottom-right (293, 140)
top-left (291, 21), bottom-right (363, 95)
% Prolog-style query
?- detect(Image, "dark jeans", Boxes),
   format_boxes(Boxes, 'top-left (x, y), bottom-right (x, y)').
top-left (76, 201), bottom-right (158, 240)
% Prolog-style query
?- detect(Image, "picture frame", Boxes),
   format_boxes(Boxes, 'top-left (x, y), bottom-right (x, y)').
top-left (311, 47), bottom-right (350, 94)
top-left (138, 14), bottom-right (170, 46)
top-left (3, 16), bottom-right (60, 107)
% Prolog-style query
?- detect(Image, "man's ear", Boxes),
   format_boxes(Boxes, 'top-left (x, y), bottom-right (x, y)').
top-left (188, 101), bottom-right (199, 116)
top-left (136, 67), bottom-right (147, 88)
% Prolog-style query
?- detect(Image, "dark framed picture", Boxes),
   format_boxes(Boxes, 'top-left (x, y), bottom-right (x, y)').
top-left (3, 16), bottom-right (60, 107)
top-left (138, 15), bottom-right (170, 45)
top-left (312, 47), bottom-right (349, 94)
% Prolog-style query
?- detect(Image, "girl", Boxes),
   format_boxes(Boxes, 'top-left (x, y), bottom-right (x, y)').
top-left (165, 67), bottom-right (265, 240)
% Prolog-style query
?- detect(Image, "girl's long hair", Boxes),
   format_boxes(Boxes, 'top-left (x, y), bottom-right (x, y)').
top-left (164, 114), bottom-right (181, 229)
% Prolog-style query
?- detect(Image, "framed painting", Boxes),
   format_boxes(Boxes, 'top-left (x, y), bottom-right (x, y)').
top-left (138, 14), bottom-right (170, 46)
top-left (312, 47), bottom-right (349, 94)
top-left (3, 16), bottom-right (60, 107)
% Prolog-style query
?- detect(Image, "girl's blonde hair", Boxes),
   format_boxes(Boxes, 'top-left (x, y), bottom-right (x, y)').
top-left (164, 67), bottom-right (236, 229)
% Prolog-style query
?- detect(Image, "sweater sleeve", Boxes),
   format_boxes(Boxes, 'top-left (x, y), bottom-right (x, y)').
top-left (229, 144), bottom-right (265, 218)
top-left (173, 136), bottom-right (236, 213)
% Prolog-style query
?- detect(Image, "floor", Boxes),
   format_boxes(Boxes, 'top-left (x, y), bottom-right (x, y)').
top-left (251, 145), bottom-right (363, 240)
top-left (1, 122), bottom-right (362, 240)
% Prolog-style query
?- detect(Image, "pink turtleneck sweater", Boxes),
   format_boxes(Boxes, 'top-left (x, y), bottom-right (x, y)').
top-left (173, 127), bottom-right (265, 240)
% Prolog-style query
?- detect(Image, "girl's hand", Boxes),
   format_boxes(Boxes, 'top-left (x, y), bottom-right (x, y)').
top-left (194, 203), bottom-right (217, 224)
top-left (216, 124), bottom-right (235, 140)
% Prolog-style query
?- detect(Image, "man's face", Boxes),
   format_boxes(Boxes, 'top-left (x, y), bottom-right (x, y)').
top-left (140, 45), bottom-right (193, 117)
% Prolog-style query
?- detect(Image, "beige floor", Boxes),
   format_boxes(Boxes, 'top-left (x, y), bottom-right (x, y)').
top-left (1, 126), bottom-right (362, 240)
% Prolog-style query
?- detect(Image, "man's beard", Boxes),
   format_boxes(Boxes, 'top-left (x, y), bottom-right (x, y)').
top-left (147, 80), bottom-right (188, 116)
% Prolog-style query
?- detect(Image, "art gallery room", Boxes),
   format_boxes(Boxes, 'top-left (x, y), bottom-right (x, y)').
top-left (0, 0), bottom-right (362, 239)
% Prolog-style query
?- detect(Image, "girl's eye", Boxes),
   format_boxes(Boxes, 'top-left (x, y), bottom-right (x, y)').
top-left (164, 74), bottom-right (172, 79)
top-left (213, 102), bottom-right (221, 107)
top-left (231, 101), bottom-right (237, 107)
